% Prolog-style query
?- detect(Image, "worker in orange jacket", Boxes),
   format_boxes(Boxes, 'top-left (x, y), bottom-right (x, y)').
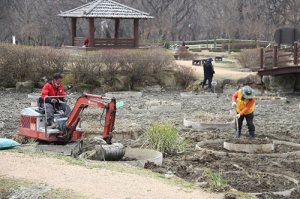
top-left (232, 86), bottom-right (256, 138)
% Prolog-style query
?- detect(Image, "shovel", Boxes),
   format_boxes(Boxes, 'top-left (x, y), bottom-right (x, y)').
top-left (234, 105), bottom-right (239, 138)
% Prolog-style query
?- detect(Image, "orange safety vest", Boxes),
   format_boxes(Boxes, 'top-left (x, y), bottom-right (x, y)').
top-left (236, 89), bottom-right (255, 115)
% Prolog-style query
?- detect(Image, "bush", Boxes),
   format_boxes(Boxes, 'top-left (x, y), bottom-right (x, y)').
top-left (176, 46), bottom-right (196, 60)
top-left (238, 49), bottom-right (261, 71)
top-left (120, 49), bottom-right (174, 88)
top-left (142, 122), bottom-right (188, 154)
top-left (101, 49), bottom-right (126, 87)
top-left (176, 65), bottom-right (197, 88)
top-left (69, 52), bottom-right (103, 85)
top-left (0, 44), bottom-right (67, 85)
top-left (239, 48), bottom-right (291, 71)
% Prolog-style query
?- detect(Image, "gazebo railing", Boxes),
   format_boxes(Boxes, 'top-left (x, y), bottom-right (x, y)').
top-left (73, 37), bottom-right (134, 48)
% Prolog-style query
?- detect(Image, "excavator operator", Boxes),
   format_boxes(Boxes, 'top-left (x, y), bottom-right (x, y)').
top-left (41, 73), bottom-right (71, 127)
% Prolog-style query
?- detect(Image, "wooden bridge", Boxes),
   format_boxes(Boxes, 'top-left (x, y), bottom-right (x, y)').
top-left (258, 42), bottom-right (300, 76)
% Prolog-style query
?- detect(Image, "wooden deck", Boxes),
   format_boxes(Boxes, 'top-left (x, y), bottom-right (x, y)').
top-left (258, 43), bottom-right (300, 76)
top-left (258, 65), bottom-right (300, 76)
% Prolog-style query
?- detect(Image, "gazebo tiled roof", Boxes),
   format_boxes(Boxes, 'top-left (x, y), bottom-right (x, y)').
top-left (58, 0), bottom-right (154, 19)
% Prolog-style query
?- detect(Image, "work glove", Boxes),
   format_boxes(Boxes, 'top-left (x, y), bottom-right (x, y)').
top-left (62, 98), bottom-right (68, 102)
top-left (236, 114), bottom-right (240, 119)
top-left (232, 102), bottom-right (237, 108)
top-left (51, 99), bottom-right (57, 104)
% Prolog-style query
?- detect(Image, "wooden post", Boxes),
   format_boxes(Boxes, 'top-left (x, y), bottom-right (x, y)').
top-left (89, 18), bottom-right (95, 47)
top-left (71, 18), bottom-right (77, 46)
top-left (114, 19), bottom-right (120, 39)
top-left (274, 45), bottom-right (278, 68)
top-left (294, 41), bottom-right (298, 65)
top-left (260, 47), bottom-right (264, 70)
top-left (134, 19), bottom-right (139, 48)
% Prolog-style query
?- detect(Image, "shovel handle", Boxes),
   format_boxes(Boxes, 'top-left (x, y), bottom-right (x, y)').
top-left (234, 105), bottom-right (238, 128)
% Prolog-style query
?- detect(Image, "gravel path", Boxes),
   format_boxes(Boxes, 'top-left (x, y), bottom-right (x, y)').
top-left (0, 151), bottom-right (224, 199)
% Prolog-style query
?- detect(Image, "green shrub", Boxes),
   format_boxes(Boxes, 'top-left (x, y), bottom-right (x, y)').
top-left (142, 122), bottom-right (188, 153)
top-left (205, 168), bottom-right (227, 188)
top-left (77, 83), bottom-right (92, 88)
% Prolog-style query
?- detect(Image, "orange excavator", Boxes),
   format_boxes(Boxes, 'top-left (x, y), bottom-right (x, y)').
top-left (19, 93), bottom-right (125, 160)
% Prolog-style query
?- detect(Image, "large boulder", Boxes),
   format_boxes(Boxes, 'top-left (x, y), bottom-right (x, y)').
top-left (16, 80), bottom-right (35, 92)
top-left (114, 75), bottom-right (131, 91)
top-left (217, 78), bottom-right (235, 88)
top-left (223, 84), bottom-right (238, 96)
top-left (247, 73), bottom-right (262, 85)
top-left (158, 72), bottom-right (182, 87)
top-left (262, 74), bottom-right (295, 93)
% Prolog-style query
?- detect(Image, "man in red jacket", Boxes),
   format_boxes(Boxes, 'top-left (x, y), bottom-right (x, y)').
top-left (41, 73), bottom-right (71, 127)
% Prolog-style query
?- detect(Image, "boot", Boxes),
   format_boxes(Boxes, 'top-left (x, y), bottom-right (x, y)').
top-left (47, 118), bottom-right (56, 129)
top-left (208, 88), bottom-right (211, 93)
top-left (249, 131), bottom-right (255, 138)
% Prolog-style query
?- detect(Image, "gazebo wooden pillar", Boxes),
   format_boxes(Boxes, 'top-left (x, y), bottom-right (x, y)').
top-left (89, 18), bottom-right (95, 47)
top-left (114, 19), bottom-right (120, 39)
top-left (71, 18), bottom-right (77, 46)
top-left (134, 19), bottom-right (139, 48)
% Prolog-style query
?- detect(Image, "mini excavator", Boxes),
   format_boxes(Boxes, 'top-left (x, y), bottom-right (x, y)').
top-left (19, 93), bottom-right (125, 160)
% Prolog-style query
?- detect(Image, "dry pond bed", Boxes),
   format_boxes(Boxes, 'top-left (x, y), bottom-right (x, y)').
top-left (2, 91), bottom-right (300, 198)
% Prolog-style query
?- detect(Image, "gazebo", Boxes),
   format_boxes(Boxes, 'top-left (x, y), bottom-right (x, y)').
top-left (58, 0), bottom-right (154, 51)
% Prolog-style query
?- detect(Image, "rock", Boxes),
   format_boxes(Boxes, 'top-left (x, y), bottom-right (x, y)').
top-left (237, 76), bottom-right (253, 85)
top-left (263, 74), bottom-right (295, 93)
top-left (248, 73), bottom-right (262, 85)
top-left (224, 193), bottom-right (237, 199)
top-left (141, 76), bottom-right (157, 86)
top-left (15, 80), bottom-right (35, 92)
top-left (142, 85), bottom-right (162, 92)
top-left (114, 75), bottom-right (131, 91)
top-left (217, 78), bottom-right (234, 88)
top-left (239, 68), bottom-right (251, 72)
top-left (222, 84), bottom-right (238, 96)
top-left (158, 72), bottom-right (178, 87)
top-left (37, 81), bottom-right (47, 88)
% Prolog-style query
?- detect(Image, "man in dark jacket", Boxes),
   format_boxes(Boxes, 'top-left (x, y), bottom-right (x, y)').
top-left (201, 57), bottom-right (215, 92)
top-left (41, 73), bottom-right (71, 127)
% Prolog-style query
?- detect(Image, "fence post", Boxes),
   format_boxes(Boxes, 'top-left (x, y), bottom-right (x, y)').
top-left (260, 47), bottom-right (264, 70)
top-left (294, 42), bottom-right (298, 65)
top-left (274, 45), bottom-right (278, 68)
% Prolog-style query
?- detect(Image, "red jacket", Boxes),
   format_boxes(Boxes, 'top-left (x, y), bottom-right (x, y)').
top-left (41, 80), bottom-right (66, 102)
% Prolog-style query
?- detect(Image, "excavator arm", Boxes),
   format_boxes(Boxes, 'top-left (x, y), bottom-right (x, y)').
top-left (60, 93), bottom-right (116, 144)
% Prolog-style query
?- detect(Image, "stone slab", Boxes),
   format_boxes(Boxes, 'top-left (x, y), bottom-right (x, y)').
top-left (105, 91), bottom-right (142, 99)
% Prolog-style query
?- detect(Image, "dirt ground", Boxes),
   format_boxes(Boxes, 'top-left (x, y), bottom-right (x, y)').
top-left (2, 89), bottom-right (300, 198)
top-left (1, 56), bottom-right (300, 198)
top-left (0, 151), bottom-right (224, 199)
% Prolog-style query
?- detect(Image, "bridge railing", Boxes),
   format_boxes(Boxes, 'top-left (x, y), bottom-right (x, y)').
top-left (260, 42), bottom-right (299, 70)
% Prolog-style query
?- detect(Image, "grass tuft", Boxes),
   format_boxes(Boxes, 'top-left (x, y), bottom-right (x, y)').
top-left (142, 122), bottom-right (188, 153)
